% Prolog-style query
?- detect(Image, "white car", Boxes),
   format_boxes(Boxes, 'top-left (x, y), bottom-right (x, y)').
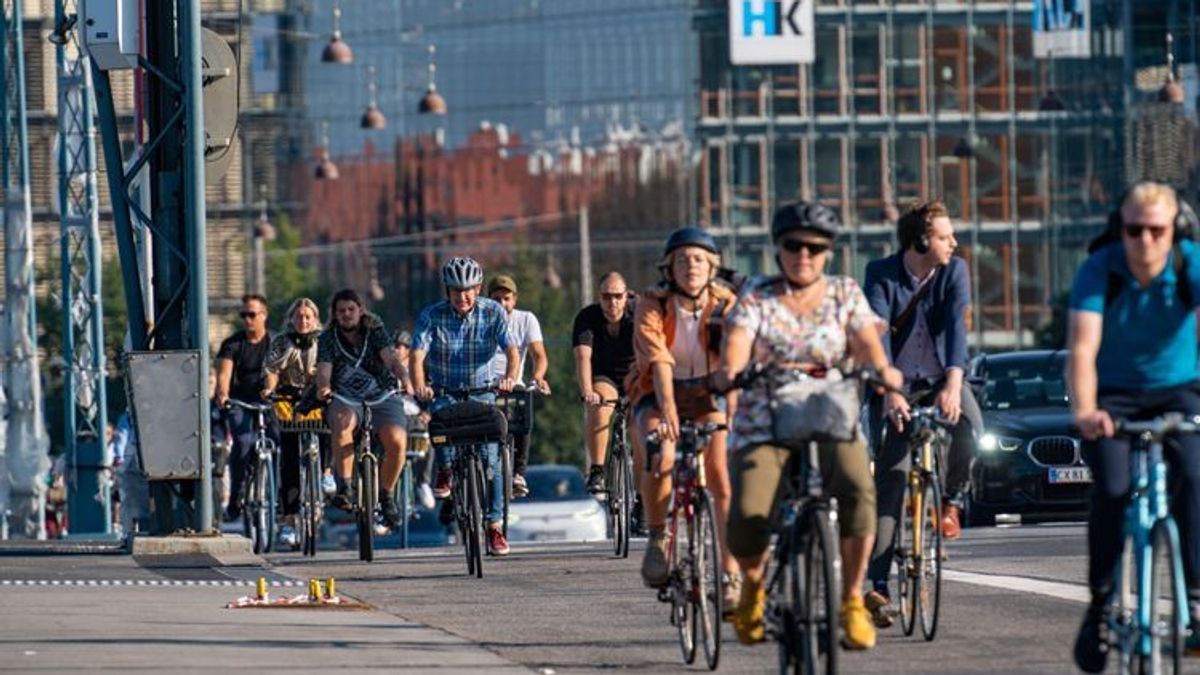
top-left (507, 464), bottom-right (606, 543)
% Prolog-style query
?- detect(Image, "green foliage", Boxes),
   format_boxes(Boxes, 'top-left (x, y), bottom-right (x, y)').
top-left (265, 211), bottom-right (331, 324)
top-left (502, 247), bottom-right (586, 470)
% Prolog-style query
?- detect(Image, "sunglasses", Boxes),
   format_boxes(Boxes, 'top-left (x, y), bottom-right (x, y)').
top-left (1122, 224), bottom-right (1170, 240)
top-left (239, 311), bottom-right (260, 319)
top-left (779, 239), bottom-right (831, 256)
top-left (600, 292), bottom-right (626, 301)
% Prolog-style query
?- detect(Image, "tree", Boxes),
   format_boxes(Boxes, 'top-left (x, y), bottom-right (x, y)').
top-left (265, 211), bottom-right (331, 323)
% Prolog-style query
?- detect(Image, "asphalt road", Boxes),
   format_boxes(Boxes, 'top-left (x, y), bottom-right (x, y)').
top-left (271, 522), bottom-right (1095, 674)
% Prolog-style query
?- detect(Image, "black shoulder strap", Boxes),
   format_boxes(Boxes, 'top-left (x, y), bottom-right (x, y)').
top-left (890, 272), bottom-right (936, 337)
top-left (1103, 244), bottom-right (1194, 311)
top-left (1103, 272), bottom-right (1123, 311)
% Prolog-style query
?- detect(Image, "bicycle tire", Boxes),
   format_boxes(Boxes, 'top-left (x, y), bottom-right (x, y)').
top-left (454, 461), bottom-right (474, 575)
top-left (801, 508), bottom-right (838, 675)
top-left (694, 491), bottom-right (722, 671)
top-left (254, 455), bottom-right (274, 554)
top-left (357, 453), bottom-right (377, 562)
top-left (1142, 519), bottom-right (1186, 675)
top-left (303, 447), bottom-right (322, 557)
top-left (672, 502), bottom-right (697, 665)
top-left (776, 528), bottom-right (802, 675)
top-left (620, 447), bottom-right (635, 559)
top-left (240, 465), bottom-right (257, 553)
top-left (501, 439), bottom-right (513, 538)
top-left (604, 447), bottom-right (619, 547)
top-left (467, 453), bottom-right (485, 578)
top-left (897, 480), bottom-right (918, 637)
top-left (919, 479), bottom-right (943, 641)
top-left (398, 462), bottom-right (413, 549)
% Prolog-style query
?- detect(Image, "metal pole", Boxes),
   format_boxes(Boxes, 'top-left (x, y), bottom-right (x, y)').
top-left (967, 2), bottom-right (982, 348)
top-left (179, 0), bottom-right (212, 531)
top-left (2, 0), bottom-right (49, 539)
top-left (579, 206), bottom-right (593, 306)
top-left (1007, 4), bottom-right (1021, 348)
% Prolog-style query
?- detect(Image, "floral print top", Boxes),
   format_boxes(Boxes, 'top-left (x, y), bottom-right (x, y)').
top-left (727, 275), bottom-right (884, 449)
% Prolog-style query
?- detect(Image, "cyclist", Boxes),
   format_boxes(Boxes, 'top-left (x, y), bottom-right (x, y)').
top-left (486, 274), bottom-right (550, 498)
top-left (260, 297), bottom-right (324, 550)
top-left (862, 199), bottom-right (981, 626)
top-left (214, 293), bottom-right (275, 521)
top-left (713, 201), bottom-right (902, 649)
top-left (314, 289), bottom-right (409, 531)
top-left (411, 257), bottom-right (519, 557)
top-left (573, 271), bottom-right (637, 495)
top-left (1067, 181), bottom-right (1200, 671)
top-left (629, 227), bottom-right (737, 603)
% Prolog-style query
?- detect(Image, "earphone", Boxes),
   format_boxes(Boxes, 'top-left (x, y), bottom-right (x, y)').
top-left (913, 232), bottom-right (931, 255)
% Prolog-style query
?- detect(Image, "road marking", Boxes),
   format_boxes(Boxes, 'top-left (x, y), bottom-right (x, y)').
top-left (0, 579), bottom-right (304, 588)
top-left (943, 568), bottom-right (1089, 604)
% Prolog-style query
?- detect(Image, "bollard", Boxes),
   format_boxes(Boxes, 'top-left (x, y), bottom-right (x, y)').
top-left (256, 577), bottom-right (268, 602)
top-left (308, 579), bottom-right (321, 602)
top-left (326, 577), bottom-right (336, 599)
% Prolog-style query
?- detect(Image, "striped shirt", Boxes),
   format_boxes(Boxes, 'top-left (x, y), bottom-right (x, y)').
top-left (413, 297), bottom-right (513, 391)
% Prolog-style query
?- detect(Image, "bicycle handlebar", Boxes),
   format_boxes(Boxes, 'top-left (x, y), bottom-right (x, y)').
top-left (1114, 413), bottom-right (1200, 438)
top-left (721, 363), bottom-right (899, 396)
top-left (907, 405), bottom-right (956, 428)
top-left (647, 420), bottom-right (728, 445)
top-left (224, 398), bottom-right (274, 413)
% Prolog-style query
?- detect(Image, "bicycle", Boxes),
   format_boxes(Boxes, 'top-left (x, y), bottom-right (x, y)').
top-left (395, 409), bottom-right (430, 549)
top-left (891, 404), bottom-right (954, 642)
top-left (226, 398), bottom-right (278, 555)
top-left (1106, 413), bottom-right (1196, 675)
top-left (592, 396), bottom-right (634, 558)
top-left (650, 418), bottom-right (725, 671)
top-left (330, 389), bottom-right (399, 563)
top-left (428, 386), bottom-right (509, 578)
top-left (496, 384), bottom-right (541, 538)
top-left (275, 395), bottom-right (328, 558)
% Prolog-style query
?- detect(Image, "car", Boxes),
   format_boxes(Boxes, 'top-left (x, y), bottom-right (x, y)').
top-left (507, 464), bottom-right (607, 543)
top-left (965, 349), bottom-right (1091, 526)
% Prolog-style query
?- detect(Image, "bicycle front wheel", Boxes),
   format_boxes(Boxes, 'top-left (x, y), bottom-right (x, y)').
top-left (501, 440), bottom-right (513, 538)
top-left (800, 508), bottom-right (838, 675)
top-left (1142, 519), bottom-right (1186, 675)
top-left (671, 504), bottom-right (696, 665)
top-left (398, 462), bottom-right (413, 549)
top-left (253, 456), bottom-right (275, 554)
top-left (896, 481), bottom-right (919, 637)
top-left (693, 491), bottom-right (722, 671)
top-left (466, 454), bottom-right (485, 578)
top-left (356, 454), bottom-right (377, 562)
top-left (300, 440), bottom-right (322, 557)
top-left (918, 479), bottom-right (943, 641)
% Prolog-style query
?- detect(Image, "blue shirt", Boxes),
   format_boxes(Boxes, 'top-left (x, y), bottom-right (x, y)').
top-left (412, 297), bottom-right (513, 391)
top-left (1069, 240), bottom-right (1200, 390)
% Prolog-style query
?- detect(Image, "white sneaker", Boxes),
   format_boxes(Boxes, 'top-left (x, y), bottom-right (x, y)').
top-left (321, 474), bottom-right (337, 496)
top-left (278, 526), bottom-right (299, 550)
top-left (417, 483), bottom-right (436, 510)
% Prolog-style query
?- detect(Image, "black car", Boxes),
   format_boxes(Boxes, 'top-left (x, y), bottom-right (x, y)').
top-left (965, 349), bottom-right (1091, 526)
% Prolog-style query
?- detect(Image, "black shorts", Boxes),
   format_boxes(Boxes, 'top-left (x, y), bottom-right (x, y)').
top-left (593, 374), bottom-right (626, 396)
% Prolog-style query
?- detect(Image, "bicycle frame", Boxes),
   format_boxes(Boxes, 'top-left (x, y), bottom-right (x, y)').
top-left (903, 408), bottom-right (948, 566)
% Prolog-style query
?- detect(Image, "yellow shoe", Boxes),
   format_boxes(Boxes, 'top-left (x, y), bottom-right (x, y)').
top-left (841, 596), bottom-right (877, 650)
top-left (733, 577), bottom-right (766, 645)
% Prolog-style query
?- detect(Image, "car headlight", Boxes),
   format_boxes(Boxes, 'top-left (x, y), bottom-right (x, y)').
top-left (978, 432), bottom-right (1021, 453)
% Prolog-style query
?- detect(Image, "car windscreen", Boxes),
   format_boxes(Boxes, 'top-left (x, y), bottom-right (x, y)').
top-left (981, 356), bottom-right (1068, 410)
top-left (525, 469), bottom-right (589, 502)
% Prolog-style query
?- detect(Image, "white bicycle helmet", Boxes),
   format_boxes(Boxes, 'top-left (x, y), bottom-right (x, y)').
top-left (441, 256), bottom-right (484, 289)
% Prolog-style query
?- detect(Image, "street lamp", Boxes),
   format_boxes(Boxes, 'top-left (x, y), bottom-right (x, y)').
top-left (360, 65), bottom-right (386, 129)
top-left (321, 2), bottom-right (353, 65)
top-left (418, 45), bottom-right (447, 115)
top-left (314, 119), bottom-right (339, 180)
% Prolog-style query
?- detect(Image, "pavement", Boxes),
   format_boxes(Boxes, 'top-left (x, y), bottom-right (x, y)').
top-left (0, 521), bottom-right (1140, 674)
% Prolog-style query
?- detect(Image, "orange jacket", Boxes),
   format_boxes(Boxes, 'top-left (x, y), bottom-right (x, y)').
top-left (624, 282), bottom-right (736, 406)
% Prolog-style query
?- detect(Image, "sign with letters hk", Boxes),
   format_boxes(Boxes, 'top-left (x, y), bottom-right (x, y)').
top-left (728, 0), bottom-right (815, 65)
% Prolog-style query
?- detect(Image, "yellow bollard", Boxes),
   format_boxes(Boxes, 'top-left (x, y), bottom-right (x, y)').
top-left (326, 577), bottom-right (336, 599)
top-left (256, 577), bottom-right (268, 602)
top-left (308, 579), bottom-right (321, 602)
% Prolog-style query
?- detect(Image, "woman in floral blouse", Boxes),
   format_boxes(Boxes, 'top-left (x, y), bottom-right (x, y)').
top-left (712, 201), bottom-right (902, 650)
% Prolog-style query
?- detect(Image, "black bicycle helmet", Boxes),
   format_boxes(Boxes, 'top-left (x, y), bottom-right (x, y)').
top-left (770, 201), bottom-right (841, 242)
top-left (663, 226), bottom-right (719, 257)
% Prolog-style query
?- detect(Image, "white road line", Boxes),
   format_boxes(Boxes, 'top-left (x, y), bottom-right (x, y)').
top-left (0, 579), bottom-right (303, 588)
top-left (944, 568), bottom-right (1090, 604)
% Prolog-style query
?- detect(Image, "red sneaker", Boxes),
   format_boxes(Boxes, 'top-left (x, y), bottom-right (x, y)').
top-left (487, 527), bottom-right (510, 556)
top-left (942, 503), bottom-right (962, 540)
top-left (433, 469), bottom-right (453, 499)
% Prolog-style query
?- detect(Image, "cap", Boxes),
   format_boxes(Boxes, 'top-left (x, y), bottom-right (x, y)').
top-left (488, 275), bottom-right (518, 295)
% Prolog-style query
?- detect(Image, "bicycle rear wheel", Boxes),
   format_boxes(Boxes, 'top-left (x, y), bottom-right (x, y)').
top-left (356, 454), bottom-right (377, 562)
top-left (693, 491), bottom-right (722, 671)
top-left (896, 481), bottom-right (918, 637)
top-left (466, 453), bottom-right (485, 578)
top-left (501, 439), bottom-right (513, 538)
top-left (1142, 519), bottom-right (1185, 675)
top-left (800, 508), bottom-right (838, 675)
top-left (671, 504), bottom-right (696, 665)
top-left (918, 479), bottom-right (943, 641)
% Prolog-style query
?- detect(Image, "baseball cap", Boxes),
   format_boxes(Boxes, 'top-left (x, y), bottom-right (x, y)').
top-left (488, 275), bottom-right (518, 295)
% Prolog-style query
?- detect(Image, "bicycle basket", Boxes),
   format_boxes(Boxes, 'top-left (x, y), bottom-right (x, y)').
top-left (496, 390), bottom-right (534, 436)
top-left (274, 400), bottom-right (329, 434)
top-left (769, 373), bottom-right (861, 444)
top-left (428, 400), bottom-right (508, 446)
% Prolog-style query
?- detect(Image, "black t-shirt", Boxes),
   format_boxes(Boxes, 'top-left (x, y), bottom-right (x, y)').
top-left (217, 330), bottom-right (273, 402)
top-left (571, 302), bottom-right (636, 387)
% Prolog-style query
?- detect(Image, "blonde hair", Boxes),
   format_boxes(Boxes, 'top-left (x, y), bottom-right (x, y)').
top-left (1122, 181), bottom-right (1179, 220)
top-left (283, 297), bottom-right (320, 331)
top-left (663, 247), bottom-right (721, 283)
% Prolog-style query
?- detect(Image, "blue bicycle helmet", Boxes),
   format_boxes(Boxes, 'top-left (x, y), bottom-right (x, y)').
top-left (663, 226), bottom-right (719, 258)
top-left (770, 201), bottom-right (841, 242)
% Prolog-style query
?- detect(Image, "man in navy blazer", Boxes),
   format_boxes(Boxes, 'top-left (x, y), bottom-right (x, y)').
top-left (861, 200), bottom-right (982, 627)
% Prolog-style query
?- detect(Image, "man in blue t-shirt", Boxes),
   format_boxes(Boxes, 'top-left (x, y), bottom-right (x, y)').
top-left (1067, 181), bottom-right (1200, 671)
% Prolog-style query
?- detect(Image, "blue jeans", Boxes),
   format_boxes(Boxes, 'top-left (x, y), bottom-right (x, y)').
top-left (432, 394), bottom-right (504, 524)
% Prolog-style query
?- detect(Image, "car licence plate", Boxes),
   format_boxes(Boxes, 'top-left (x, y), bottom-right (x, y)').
top-left (1048, 467), bottom-right (1092, 484)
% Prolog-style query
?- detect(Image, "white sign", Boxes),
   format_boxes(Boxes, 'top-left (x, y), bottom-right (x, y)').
top-left (1033, 0), bottom-right (1090, 58)
top-left (728, 0), bottom-right (815, 65)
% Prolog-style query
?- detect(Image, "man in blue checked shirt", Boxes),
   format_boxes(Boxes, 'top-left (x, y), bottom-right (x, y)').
top-left (411, 256), bottom-right (519, 556)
